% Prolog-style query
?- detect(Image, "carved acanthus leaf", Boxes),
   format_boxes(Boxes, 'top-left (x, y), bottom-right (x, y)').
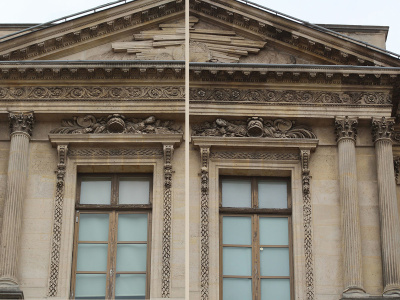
top-left (50, 115), bottom-right (182, 134)
top-left (372, 117), bottom-right (395, 142)
top-left (9, 111), bottom-right (35, 136)
top-left (192, 117), bottom-right (316, 139)
top-left (335, 116), bottom-right (358, 141)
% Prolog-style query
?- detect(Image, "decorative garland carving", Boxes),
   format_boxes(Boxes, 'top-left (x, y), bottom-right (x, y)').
top-left (162, 145), bottom-right (174, 298)
top-left (210, 151), bottom-right (300, 160)
top-left (190, 88), bottom-right (391, 105)
top-left (394, 157), bottom-right (400, 184)
top-left (50, 115), bottom-right (182, 134)
top-left (0, 86), bottom-right (184, 101)
top-left (68, 148), bottom-right (163, 157)
top-left (9, 111), bottom-right (35, 136)
top-left (300, 149), bottom-right (315, 300)
top-left (200, 147), bottom-right (210, 300)
top-left (48, 145), bottom-right (68, 297)
top-left (192, 117), bottom-right (316, 139)
top-left (372, 117), bottom-right (395, 142)
top-left (334, 116), bottom-right (358, 142)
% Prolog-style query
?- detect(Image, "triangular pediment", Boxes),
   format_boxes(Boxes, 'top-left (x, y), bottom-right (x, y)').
top-left (0, 0), bottom-right (399, 67)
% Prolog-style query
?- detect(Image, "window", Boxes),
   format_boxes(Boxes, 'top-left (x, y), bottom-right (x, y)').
top-left (220, 176), bottom-right (292, 300)
top-left (71, 174), bottom-right (152, 300)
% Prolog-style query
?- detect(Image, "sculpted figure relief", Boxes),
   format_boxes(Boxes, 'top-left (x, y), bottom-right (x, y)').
top-left (192, 117), bottom-right (317, 139)
top-left (50, 114), bottom-right (182, 134)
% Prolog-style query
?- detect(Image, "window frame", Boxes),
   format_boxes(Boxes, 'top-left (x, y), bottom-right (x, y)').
top-left (219, 175), bottom-right (294, 300)
top-left (70, 173), bottom-right (153, 300)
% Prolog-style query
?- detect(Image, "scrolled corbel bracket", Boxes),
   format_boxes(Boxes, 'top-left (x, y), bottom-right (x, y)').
top-left (48, 144), bottom-right (69, 297)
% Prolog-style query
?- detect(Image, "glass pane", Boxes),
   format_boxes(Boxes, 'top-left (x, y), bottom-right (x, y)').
top-left (80, 178), bottom-right (111, 205)
top-left (77, 244), bottom-right (108, 272)
top-left (116, 244), bottom-right (147, 272)
top-left (75, 274), bottom-right (106, 299)
top-left (223, 278), bottom-right (252, 300)
top-left (115, 274), bottom-right (146, 299)
top-left (261, 278), bottom-right (290, 300)
top-left (79, 214), bottom-right (109, 241)
top-left (118, 214), bottom-right (148, 242)
top-left (260, 248), bottom-right (290, 276)
top-left (258, 180), bottom-right (287, 208)
top-left (259, 217), bottom-right (289, 246)
top-left (223, 216), bottom-right (251, 245)
top-left (119, 177), bottom-right (150, 204)
top-left (223, 247), bottom-right (252, 276)
top-left (222, 179), bottom-right (251, 207)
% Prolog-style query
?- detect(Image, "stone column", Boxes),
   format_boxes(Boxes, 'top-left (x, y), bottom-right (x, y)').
top-left (372, 117), bottom-right (400, 296)
top-left (0, 111), bottom-right (34, 299)
top-left (335, 117), bottom-right (366, 298)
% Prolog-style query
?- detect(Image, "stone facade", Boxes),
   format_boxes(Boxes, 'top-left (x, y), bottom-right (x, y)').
top-left (0, 0), bottom-right (400, 299)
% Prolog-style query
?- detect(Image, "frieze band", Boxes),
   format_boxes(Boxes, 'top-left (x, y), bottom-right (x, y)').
top-left (190, 88), bottom-right (391, 105)
top-left (0, 86), bottom-right (184, 101)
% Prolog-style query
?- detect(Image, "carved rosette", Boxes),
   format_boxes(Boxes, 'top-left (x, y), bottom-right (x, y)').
top-left (200, 147), bottom-right (210, 300)
top-left (372, 117), bottom-right (395, 143)
top-left (300, 149), bottom-right (315, 300)
top-left (335, 116), bottom-right (358, 142)
top-left (9, 111), bottom-right (35, 137)
top-left (162, 145), bottom-right (174, 298)
top-left (48, 145), bottom-right (68, 297)
top-left (192, 117), bottom-right (316, 139)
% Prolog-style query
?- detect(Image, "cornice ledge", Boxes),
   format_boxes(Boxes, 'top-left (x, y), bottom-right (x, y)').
top-left (191, 136), bottom-right (318, 150)
top-left (49, 133), bottom-right (183, 147)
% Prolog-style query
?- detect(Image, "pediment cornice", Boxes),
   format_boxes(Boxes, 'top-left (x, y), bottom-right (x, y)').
top-left (0, 61), bottom-right (184, 81)
top-left (0, 0), bottom-right (183, 61)
top-left (190, 0), bottom-right (400, 67)
top-left (189, 63), bottom-right (400, 86)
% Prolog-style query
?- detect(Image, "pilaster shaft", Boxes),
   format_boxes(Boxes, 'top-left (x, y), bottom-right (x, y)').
top-left (0, 112), bottom-right (34, 295)
top-left (335, 117), bottom-right (365, 297)
top-left (372, 117), bottom-right (400, 295)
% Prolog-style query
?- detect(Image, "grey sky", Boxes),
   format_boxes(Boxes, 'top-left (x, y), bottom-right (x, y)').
top-left (1, 0), bottom-right (400, 54)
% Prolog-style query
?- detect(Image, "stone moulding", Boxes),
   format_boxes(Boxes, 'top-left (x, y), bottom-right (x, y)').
top-left (192, 136), bottom-right (318, 300)
top-left (48, 145), bottom-right (68, 297)
top-left (47, 133), bottom-right (183, 298)
top-left (162, 144), bottom-right (174, 298)
top-left (190, 88), bottom-right (391, 105)
top-left (200, 147), bottom-right (210, 300)
top-left (300, 149), bottom-right (315, 300)
top-left (192, 117), bottom-right (317, 139)
top-left (0, 0), bottom-right (184, 61)
top-left (50, 115), bottom-right (182, 135)
top-left (0, 86), bottom-right (184, 101)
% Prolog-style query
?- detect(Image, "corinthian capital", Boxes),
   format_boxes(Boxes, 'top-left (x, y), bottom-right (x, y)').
top-left (8, 111), bottom-right (35, 137)
top-left (335, 116), bottom-right (358, 142)
top-left (372, 117), bottom-right (395, 143)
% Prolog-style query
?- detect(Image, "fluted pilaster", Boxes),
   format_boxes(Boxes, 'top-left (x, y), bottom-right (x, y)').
top-left (0, 112), bottom-right (34, 299)
top-left (372, 117), bottom-right (400, 296)
top-left (335, 117), bottom-right (366, 297)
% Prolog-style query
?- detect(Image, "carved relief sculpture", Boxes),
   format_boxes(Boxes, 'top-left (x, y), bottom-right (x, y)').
top-left (192, 117), bottom-right (316, 139)
top-left (300, 149), bottom-right (315, 300)
top-left (199, 147), bottom-right (210, 300)
top-left (162, 145), bottom-right (174, 298)
top-left (50, 115), bottom-right (182, 134)
top-left (48, 145), bottom-right (68, 297)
